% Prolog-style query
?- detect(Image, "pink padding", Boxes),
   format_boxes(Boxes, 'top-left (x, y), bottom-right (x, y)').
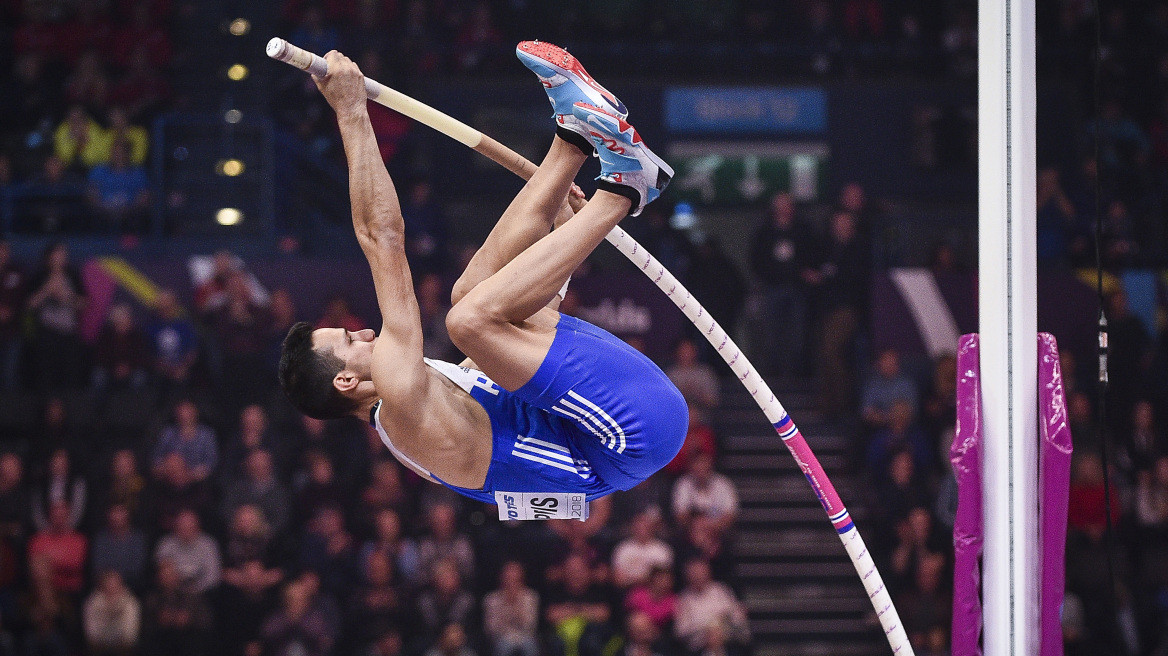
top-left (1038, 333), bottom-right (1072, 656)
top-left (951, 333), bottom-right (984, 656)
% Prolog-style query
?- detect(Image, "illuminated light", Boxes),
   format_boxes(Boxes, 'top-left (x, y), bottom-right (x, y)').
top-left (227, 64), bottom-right (249, 81)
top-left (229, 18), bottom-right (250, 36)
top-left (216, 208), bottom-right (243, 226)
top-left (215, 159), bottom-right (245, 176)
top-left (224, 109), bottom-right (243, 124)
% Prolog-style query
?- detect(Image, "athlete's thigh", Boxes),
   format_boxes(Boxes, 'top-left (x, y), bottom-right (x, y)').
top-left (454, 308), bottom-right (558, 392)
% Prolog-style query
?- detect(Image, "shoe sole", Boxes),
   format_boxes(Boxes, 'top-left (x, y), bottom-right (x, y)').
top-left (574, 104), bottom-right (674, 191)
top-left (516, 41), bottom-right (628, 117)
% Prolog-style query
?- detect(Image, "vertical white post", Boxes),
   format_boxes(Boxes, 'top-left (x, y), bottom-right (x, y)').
top-left (979, 0), bottom-right (1039, 654)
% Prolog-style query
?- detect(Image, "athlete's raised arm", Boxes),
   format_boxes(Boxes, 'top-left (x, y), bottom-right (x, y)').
top-left (314, 51), bottom-right (427, 401)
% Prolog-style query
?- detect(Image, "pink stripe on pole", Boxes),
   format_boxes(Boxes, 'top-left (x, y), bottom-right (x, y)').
top-left (951, 333), bottom-right (984, 656)
top-left (1038, 333), bottom-right (1072, 656)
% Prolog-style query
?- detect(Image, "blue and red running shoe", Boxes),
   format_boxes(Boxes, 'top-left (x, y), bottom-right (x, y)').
top-left (516, 41), bottom-right (628, 149)
top-left (571, 102), bottom-right (673, 217)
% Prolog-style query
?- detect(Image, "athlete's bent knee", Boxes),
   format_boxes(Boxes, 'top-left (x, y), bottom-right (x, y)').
top-left (446, 297), bottom-right (502, 351)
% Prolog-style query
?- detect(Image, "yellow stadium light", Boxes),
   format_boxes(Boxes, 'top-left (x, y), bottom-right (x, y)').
top-left (216, 208), bottom-right (243, 226)
top-left (215, 159), bottom-right (245, 176)
top-left (227, 64), bottom-right (249, 81)
top-left (224, 109), bottom-right (243, 124)
top-left (229, 18), bottom-right (251, 36)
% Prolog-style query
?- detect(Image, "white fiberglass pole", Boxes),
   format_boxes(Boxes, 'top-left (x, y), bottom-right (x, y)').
top-left (978, 0), bottom-right (1039, 654)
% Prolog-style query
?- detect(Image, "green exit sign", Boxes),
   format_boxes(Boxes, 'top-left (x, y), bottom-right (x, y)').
top-left (666, 142), bottom-right (830, 205)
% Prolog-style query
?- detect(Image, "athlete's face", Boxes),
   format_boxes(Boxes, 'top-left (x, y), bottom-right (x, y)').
top-left (314, 327), bottom-right (377, 381)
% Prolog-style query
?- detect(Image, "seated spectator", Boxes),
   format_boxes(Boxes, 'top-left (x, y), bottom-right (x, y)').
top-left (222, 404), bottom-right (291, 484)
top-left (889, 507), bottom-right (946, 594)
top-left (151, 399), bottom-right (218, 484)
top-left (298, 506), bottom-right (358, 596)
top-left (91, 302), bottom-right (150, 389)
top-left (141, 559), bottom-right (212, 656)
top-left (416, 557), bottom-right (476, 644)
top-left (898, 551), bottom-right (950, 649)
top-left (154, 509), bottom-right (221, 594)
top-left (664, 406), bottom-right (717, 477)
top-left (54, 104), bottom-right (106, 169)
top-left (672, 453), bottom-right (738, 534)
top-left (83, 570), bottom-right (141, 656)
top-left (365, 627), bottom-right (405, 656)
top-left (1068, 453), bottom-right (1122, 535)
top-left (624, 567), bottom-right (676, 631)
top-left (424, 623), bottom-right (478, 656)
top-left (866, 400), bottom-right (932, 478)
top-left (0, 453), bottom-right (28, 542)
top-left (0, 240), bottom-right (24, 392)
top-left (109, 45), bottom-right (171, 120)
top-left (666, 338), bottom-right (720, 423)
top-left (673, 559), bottom-right (749, 653)
top-left (297, 451), bottom-right (348, 528)
top-left (482, 561), bottom-right (538, 656)
top-left (145, 289), bottom-right (199, 388)
top-left (26, 242), bottom-right (88, 390)
top-left (30, 448), bottom-right (86, 532)
top-left (359, 508), bottom-right (419, 585)
top-left (218, 560), bottom-right (283, 656)
top-left (64, 50), bottom-right (110, 111)
top-left (611, 509), bottom-right (673, 589)
top-left (677, 515), bottom-right (734, 583)
top-left (1136, 456), bottom-right (1168, 529)
top-left (259, 578), bottom-right (336, 656)
top-left (363, 459), bottom-right (414, 521)
top-left (920, 354), bottom-right (957, 442)
top-left (316, 295), bottom-right (366, 332)
top-left (618, 611), bottom-right (669, 656)
top-left (861, 348), bottom-right (919, 430)
top-left (150, 452), bottom-right (213, 530)
top-left (24, 554), bottom-right (76, 656)
top-left (91, 504), bottom-right (148, 591)
top-left (209, 270), bottom-right (274, 411)
top-left (94, 106), bottom-right (149, 165)
top-left (544, 554), bottom-right (616, 656)
top-left (874, 449), bottom-right (931, 528)
top-left (34, 397), bottom-right (87, 464)
top-left (1118, 400), bottom-right (1160, 478)
top-left (100, 449), bottom-right (147, 523)
top-left (109, 3), bottom-right (172, 68)
top-left (402, 180), bottom-right (449, 276)
top-left (224, 504), bottom-right (279, 569)
top-left (411, 501), bottom-right (473, 587)
top-left (221, 449), bottom-right (292, 537)
top-left (417, 273), bottom-right (456, 361)
top-left (86, 140), bottom-right (150, 231)
top-left (27, 501), bottom-right (88, 594)
top-left (347, 551), bottom-right (403, 649)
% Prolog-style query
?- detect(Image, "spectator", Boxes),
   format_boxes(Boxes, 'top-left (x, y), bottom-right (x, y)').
top-left (209, 271), bottom-right (273, 412)
top-left (418, 273), bottom-right (456, 361)
top-left (298, 505), bottom-right (358, 596)
top-left (874, 449), bottom-right (931, 528)
top-left (145, 289), bottom-right (199, 390)
top-left (91, 302), bottom-right (150, 389)
top-left (1068, 454), bottom-right (1121, 536)
top-left (24, 554), bottom-right (74, 656)
top-left (1036, 167), bottom-right (1078, 264)
top-left (217, 559), bottom-right (283, 656)
top-left (221, 449), bottom-right (292, 536)
top-left (53, 104), bottom-right (106, 168)
top-left (94, 106), bottom-right (149, 165)
top-left (259, 579), bottom-right (336, 656)
top-left (25, 155), bottom-right (88, 232)
top-left (141, 559), bottom-right (212, 656)
top-left (424, 623), bottom-right (478, 656)
top-left (618, 611), bottom-right (669, 656)
top-left (30, 448), bottom-right (86, 532)
top-left (347, 551), bottom-right (403, 649)
top-left (365, 627), bottom-right (405, 656)
top-left (27, 501), bottom-right (88, 594)
top-left (86, 139), bottom-right (150, 231)
top-left (611, 509), bottom-right (673, 588)
top-left (83, 570), bottom-right (141, 656)
top-left (920, 354), bottom-right (957, 444)
top-left (889, 507), bottom-right (944, 594)
top-left (482, 561), bottom-right (538, 656)
top-left (296, 450), bottom-right (349, 527)
top-left (1117, 400), bottom-right (1160, 478)
top-left (151, 399), bottom-right (218, 484)
top-left (665, 338), bottom-right (720, 423)
top-left (0, 241), bottom-right (25, 391)
top-left (1136, 456), bottom-right (1168, 529)
top-left (109, 45), bottom-right (171, 120)
top-left (109, 2), bottom-right (172, 68)
top-left (544, 553), bottom-right (616, 656)
top-left (813, 209), bottom-right (867, 410)
top-left (748, 191), bottom-right (819, 376)
top-left (866, 400), bottom-right (933, 478)
top-left (100, 449), bottom-right (147, 523)
top-left (416, 557), bottom-right (476, 643)
top-left (685, 235), bottom-right (747, 342)
top-left (222, 404), bottom-right (290, 484)
top-left (26, 242), bottom-right (88, 391)
top-left (90, 504), bottom-right (148, 591)
top-left (359, 508), bottom-right (418, 585)
top-left (899, 552), bottom-right (950, 650)
top-left (402, 181), bottom-right (449, 275)
top-left (672, 452), bottom-right (738, 533)
top-left (64, 50), bottom-right (110, 111)
top-left (861, 348), bottom-right (920, 430)
top-left (673, 559), bottom-right (749, 653)
top-left (0, 453), bottom-right (27, 542)
top-left (33, 396), bottom-right (84, 464)
top-left (664, 407), bottom-right (718, 477)
top-left (223, 504), bottom-right (279, 569)
top-left (316, 295), bottom-right (366, 332)
top-left (624, 567), bottom-right (676, 631)
top-left (412, 502), bottom-right (473, 586)
top-left (154, 510), bottom-right (221, 594)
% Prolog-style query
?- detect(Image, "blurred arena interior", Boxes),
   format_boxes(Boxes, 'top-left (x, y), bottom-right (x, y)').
top-left (0, 1), bottom-right (1167, 655)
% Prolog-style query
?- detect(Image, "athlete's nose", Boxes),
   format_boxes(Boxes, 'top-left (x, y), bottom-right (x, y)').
top-left (356, 329), bottom-right (376, 342)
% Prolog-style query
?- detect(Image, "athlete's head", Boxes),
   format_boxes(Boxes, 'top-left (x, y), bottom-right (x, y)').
top-left (278, 321), bottom-right (377, 419)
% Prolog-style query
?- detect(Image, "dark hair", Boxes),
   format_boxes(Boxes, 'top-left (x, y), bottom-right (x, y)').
top-left (278, 322), bottom-right (358, 420)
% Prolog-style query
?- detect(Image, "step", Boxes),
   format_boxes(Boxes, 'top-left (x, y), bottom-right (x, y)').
top-left (736, 478), bottom-right (857, 503)
top-left (750, 618), bottom-right (877, 635)
top-left (735, 561), bottom-right (861, 580)
top-left (733, 530), bottom-right (847, 558)
top-left (720, 453), bottom-right (848, 473)
top-left (745, 595), bottom-right (870, 615)
top-left (753, 640), bottom-right (889, 656)
top-left (723, 433), bottom-right (852, 453)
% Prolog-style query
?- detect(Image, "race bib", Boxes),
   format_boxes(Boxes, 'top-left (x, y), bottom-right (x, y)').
top-left (494, 492), bottom-right (589, 522)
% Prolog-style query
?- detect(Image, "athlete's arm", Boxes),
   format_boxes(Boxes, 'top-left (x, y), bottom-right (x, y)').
top-left (316, 52), bottom-right (428, 402)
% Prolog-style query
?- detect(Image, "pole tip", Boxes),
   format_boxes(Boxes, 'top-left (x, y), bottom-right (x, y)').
top-left (266, 37), bottom-right (288, 60)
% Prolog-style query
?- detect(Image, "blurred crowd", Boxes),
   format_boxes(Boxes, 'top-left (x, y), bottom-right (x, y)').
top-left (0, 238), bottom-right (755, 656)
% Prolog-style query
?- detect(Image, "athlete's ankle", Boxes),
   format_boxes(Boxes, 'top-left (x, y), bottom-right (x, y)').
top-left (556, 127), bottom-right (594, 157)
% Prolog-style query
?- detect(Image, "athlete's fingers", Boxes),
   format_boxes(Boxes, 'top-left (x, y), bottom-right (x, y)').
top-left (569, 183), bottom-right (585, 202)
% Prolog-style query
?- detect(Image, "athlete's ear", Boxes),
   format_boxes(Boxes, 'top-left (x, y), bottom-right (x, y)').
top-left (333, 370), bottom-right (360, 394)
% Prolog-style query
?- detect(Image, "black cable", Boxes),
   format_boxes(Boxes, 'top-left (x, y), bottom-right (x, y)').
top-left (1092, 0), bottom-right (1121, 650)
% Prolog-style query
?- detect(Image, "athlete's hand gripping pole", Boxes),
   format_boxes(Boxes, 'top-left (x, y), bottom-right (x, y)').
top-left (267, 38), bottom-right (913, 656)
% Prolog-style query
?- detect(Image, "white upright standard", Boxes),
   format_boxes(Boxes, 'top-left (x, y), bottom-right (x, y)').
top-left (978, 0), bottom-right (1039, 654)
